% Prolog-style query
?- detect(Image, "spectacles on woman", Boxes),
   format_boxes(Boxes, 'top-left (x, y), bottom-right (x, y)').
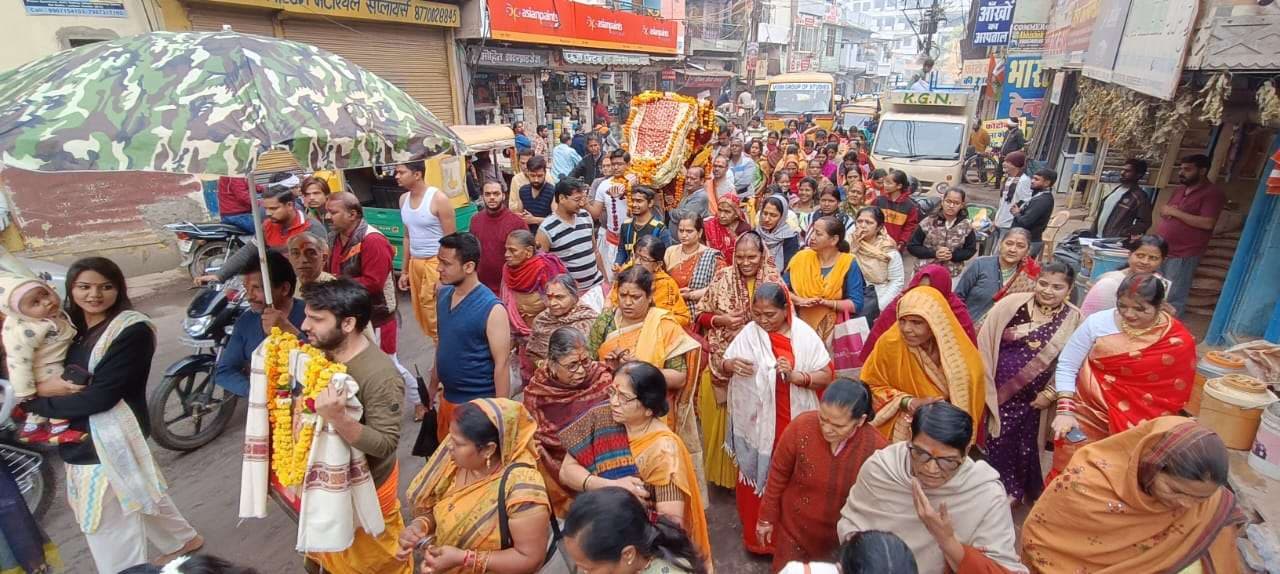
top-left (555, 356), bottom-right (591, 374)
top-left (908, 444), bottom-right (964, 472)
top-left (606, 385), bottom-right (639, 404)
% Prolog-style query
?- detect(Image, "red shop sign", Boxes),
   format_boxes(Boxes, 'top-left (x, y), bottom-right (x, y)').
top-left (488, 0), bottom-right (677, 54)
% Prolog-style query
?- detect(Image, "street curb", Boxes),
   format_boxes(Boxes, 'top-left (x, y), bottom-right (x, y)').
top-left (129, 268), bottom-right (189, 301)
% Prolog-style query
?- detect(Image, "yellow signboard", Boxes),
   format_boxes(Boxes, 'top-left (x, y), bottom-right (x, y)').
top-left (203, 0), bottom-right (459, 28)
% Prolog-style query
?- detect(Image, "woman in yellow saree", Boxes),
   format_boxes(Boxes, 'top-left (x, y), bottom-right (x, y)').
top-left (784, 216), bottom-right (865, 344)
top-left (400, 398), bottom-right (552, 574)
top-left (560, 361), bottom-right (713, 570)
top-left (861, 286), bottom-right (988, 443)
top-left (591, 266), bottom-right (706, 493)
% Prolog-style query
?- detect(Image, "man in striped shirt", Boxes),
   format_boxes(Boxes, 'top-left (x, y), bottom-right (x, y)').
top-left (536, 178), bottom-right (607, 311)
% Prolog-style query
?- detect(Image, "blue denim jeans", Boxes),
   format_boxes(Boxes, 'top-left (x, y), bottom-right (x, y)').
top-left (1161, 255), bottom-right (1202, 316)
top-left (220, 213), bottom-right (255, 235)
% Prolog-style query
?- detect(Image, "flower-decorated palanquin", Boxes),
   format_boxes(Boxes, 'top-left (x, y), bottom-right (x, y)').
top-left (619, 91), bottom-right (718, 211)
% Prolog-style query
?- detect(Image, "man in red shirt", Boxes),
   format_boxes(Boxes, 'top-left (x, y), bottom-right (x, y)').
top-left (216, 176), bottom-right (254, 234)
top-left (1155, 154), bottom-right (1224, 316)
top-left (261, 186), bottom-right (320, 247)
top-left (325, 192), bottom-right (399, 354)
top-left (469, 180), bottom-right (528, 293)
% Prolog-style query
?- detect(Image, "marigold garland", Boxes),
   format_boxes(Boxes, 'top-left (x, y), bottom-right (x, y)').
top-left (620, 91), bottom-right (717, 211)
top-left (263, 328), bottom-right (346, 488)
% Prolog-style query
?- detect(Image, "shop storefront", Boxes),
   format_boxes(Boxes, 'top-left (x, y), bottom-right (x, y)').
top-left (170, 0), bottom-right (462, 123)
top-left (456, 0), bottom-right (679, 130)
top-left (466, 46), bottom-right (551, 126)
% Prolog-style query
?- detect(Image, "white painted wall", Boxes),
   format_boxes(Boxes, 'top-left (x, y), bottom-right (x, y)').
top-left (0, 0), bottom-right (153, 71)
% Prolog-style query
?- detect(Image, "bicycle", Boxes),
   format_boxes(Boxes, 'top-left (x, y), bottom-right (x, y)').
top-left (963, 150), bottom-right (999, 186)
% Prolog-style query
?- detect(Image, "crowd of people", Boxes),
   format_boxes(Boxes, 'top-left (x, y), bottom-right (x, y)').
top-left (2, 112), bottom-right (1238, 574)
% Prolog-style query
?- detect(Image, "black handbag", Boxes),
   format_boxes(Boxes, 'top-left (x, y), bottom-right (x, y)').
top-left (410, 366), bottom-right (440, 458)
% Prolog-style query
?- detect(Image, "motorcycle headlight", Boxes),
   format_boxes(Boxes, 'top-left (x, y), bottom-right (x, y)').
top-left (183, 315), bottom-right (213, 338)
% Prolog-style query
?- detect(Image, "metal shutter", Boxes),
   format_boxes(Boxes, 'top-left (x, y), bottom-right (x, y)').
top-left (184, 3), bottom-right (277, 37)
top-left (281, 18), bottom-right (455, 125)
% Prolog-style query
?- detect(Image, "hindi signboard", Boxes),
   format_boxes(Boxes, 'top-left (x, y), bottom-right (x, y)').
top-left (24, 0), bottom-right (125, 16)
top-left (201, 0), bottom-right (458, 27)
top-left (960, 59), bottom-right (989, 87)
top-left (973, 0), bottom-right (1016, 46)
top-left (996, 54), bottom-right (1047, 120)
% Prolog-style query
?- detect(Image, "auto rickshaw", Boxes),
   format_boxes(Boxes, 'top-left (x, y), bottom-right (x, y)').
top-left (364, 124), bottom-right (516, 271)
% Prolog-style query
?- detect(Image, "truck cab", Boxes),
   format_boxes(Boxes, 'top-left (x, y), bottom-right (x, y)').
top-left (870, 90), bottom-right (976, 196)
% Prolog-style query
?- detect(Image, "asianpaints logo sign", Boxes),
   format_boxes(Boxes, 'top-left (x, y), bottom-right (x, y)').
top-left (586, 16), bottom-right (624, 33)
top-left (643, 26), bottom-right (669, 38)
top-left (505, 3), bottom-right (560, 27)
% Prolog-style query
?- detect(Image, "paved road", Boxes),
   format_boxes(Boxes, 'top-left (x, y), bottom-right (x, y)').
top-left (44, 285), bottom-right (773, 573)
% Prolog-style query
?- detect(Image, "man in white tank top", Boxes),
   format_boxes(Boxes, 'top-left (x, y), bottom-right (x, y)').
top-left (395, 161), bottom-right (456, 345)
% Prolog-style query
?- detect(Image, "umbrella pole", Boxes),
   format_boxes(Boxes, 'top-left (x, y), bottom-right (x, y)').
top-left (249, 170), bottom-right (275, 307)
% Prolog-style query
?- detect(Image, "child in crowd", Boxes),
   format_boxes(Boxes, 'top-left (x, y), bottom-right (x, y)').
top-left (0, 275), bottom-right (84, 444)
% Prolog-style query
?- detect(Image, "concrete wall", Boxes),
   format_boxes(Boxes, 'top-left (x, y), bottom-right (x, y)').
top-left (0, 0), bottom-right (154, 72)
top-left (0, 168), bottom-right (205, 276)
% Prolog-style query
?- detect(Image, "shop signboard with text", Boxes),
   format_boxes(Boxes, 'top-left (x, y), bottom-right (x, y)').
top-left (199, 0), bottom-right (459, 27)
top-left (488, 0), bottom-right (678, 54)
top-left (996, 54), bottom-right (1047, 121)
top-left (973, 0), bottom-right (1016, 46)
top-left (1043, 0), bottom-right (1097, 68)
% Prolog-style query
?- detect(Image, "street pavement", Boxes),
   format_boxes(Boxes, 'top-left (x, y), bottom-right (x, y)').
top-left (43, 284), bottom-right (774, 573)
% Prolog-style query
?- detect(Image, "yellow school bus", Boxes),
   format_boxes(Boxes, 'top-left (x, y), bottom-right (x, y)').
top-left (763, 72), bottom-right (837, 132)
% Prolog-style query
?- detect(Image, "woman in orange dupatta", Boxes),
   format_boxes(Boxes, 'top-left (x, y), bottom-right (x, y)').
top-left (861, 286), bottom-right (988, 442)
top-left (590, 266), bottom-right (706, 494)
top-left (1049, 273), bottom-right (1197, 472)
top-left (610, 234), bottom-right (692, 326)
top-left (559, 361), bottom-right (713, 570)
top-left (522, 327), bottom-right (612, 517)
top-left (1023, 417), bottom-right (1244, 573)
top-left (784, 216), bottom-right (865, 345)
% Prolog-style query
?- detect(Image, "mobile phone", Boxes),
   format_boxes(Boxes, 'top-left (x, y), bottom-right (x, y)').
top-left (1066, 427), bottom-right (1087, 443)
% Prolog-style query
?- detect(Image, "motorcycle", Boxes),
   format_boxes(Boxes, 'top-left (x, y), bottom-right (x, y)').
top-left (147, 280), bottom-right (245, 452)
top-left (165, 221), bottom-right (251, 280)
top-left (0, 379), bottom-right (55, 520)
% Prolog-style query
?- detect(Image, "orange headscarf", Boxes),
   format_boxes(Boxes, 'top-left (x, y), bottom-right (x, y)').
top-left (1023, 417), bottom-right (1243, 574)
top-left (862, 286), bottom-right (987, 442)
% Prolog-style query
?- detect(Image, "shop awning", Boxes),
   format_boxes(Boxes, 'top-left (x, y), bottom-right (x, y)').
top-left (679, 69), bottom-right (735, 88)
top-left (561, 49), bottom-right (651, 67)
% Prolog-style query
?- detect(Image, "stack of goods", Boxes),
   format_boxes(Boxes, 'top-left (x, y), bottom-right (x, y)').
top-left (620, 92), bottom-right (716, 210)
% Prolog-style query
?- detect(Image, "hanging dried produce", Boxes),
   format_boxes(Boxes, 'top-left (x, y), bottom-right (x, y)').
top-left (1258, 80), bottom-right (1280, 127)
top-left (1196, 72), bottom-right (1231, 125)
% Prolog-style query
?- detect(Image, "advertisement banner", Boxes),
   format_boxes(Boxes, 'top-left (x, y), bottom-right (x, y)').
top-left (24, 0), bottom-right (125, 16)
top-left (488, 0), bottom-right (678, 54)
top-left (960, 59), bottom-right (989, 87)
top-left (201, 0), bottom-right (458, 27)
top-left (1043, 0), bottom-right (1098, 68)
top-left (1109, 0), bottom-right (1198, 100)
top-left (973, 0), bottom-right (1016, 46)
top-left (1082, 0), bottom-right (1128, 81)
top-left (996, 54), bottom-right (1047, 120)
top-left (1009, 23), bottom-right (1047, 49)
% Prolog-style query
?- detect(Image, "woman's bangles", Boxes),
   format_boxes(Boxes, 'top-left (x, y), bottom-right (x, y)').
top-left (1054, 391), bottom-right (1077, 415)
top-left (463, 549), bottom-right (491, 572)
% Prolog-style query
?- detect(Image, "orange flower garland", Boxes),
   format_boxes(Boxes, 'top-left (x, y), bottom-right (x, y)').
top-left (264, 328), bottom-right (345, 488)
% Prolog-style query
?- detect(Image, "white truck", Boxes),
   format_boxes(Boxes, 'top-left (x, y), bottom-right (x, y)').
top-left (870, 90), bottom-right (977, 197)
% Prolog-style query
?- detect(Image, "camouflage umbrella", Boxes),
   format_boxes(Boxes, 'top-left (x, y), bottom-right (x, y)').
top-left (0, 30), bottom-right (463, 175)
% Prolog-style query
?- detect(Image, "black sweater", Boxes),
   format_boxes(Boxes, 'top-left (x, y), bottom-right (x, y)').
top-left (1012, 190), bottom-right (1055, 242)
top-left (27, 321), bottom-right (155, 465)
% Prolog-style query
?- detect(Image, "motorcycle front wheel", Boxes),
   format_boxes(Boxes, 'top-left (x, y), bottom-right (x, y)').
top-left (148, 363), bottom-right (239, 452)
top-left (189, 241), bottom-right (229, 279)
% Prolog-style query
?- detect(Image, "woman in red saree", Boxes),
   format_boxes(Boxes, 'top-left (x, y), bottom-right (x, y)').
top-left (702, 193), bottom-right (752, 265)
top-left (859, 263), bottom-right (977, 365)
top-left (502, 230), bottom-right (568, 379)
top-left (722, 282), bottom-right (834, 556)
top-left (1049, 273), bottom-right (1197, 472)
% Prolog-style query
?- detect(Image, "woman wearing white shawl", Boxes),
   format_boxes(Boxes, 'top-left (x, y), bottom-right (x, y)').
top-left (721, 282), bottom-right (833, 555)
top-left (838, 402), bottom-right (1027, 573)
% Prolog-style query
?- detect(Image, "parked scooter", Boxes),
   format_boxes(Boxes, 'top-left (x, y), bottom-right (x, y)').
top-left (0, 379), bottom-right (55, 520)
top-left (165, 221), bottom-right (252, 280)
top-left (147, 279), bottom-right (245, 452)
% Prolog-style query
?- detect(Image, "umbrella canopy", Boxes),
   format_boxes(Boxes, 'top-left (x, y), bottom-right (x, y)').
top-left (0, 30), bottom-right (462, 175)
